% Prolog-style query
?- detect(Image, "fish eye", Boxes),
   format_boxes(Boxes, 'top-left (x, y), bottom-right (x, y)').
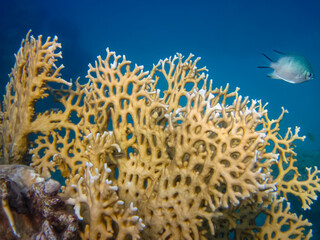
top-left (306, 72), bottom-right (313, 80)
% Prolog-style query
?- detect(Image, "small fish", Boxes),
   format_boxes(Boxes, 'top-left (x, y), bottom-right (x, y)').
top-left (306, 132), bottom-right (316, 142)
top-left (258, 50), bottom-right (314, 84)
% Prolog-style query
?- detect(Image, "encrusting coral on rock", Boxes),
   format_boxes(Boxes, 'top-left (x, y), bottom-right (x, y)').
top-left (0, 31), bottom-right (319, 239)
top-left (0, 164), bottom-right (79, 239)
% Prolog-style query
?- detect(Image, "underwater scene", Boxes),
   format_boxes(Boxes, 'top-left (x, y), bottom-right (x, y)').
top-left (0, 0), bottom-right (319, 239)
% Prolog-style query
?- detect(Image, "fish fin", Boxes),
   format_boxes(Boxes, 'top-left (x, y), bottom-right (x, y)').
top-left (267, 72), bottom-right (282, 80)
top-left (262, 53), bottom-right (274, 62)
top-left (280, 78), bottom-right (296, 84)
top-left (268, 72), bottom-right (296, 83)
top-left (267, 73), bottom-right (276, 79)
top-left (273, 49), bottom-right (285, 55)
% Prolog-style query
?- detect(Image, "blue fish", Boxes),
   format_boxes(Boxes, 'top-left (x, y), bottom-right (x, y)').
top-left (259, 50), bottom-right (314, 84)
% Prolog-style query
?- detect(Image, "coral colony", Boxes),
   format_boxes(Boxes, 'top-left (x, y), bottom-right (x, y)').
top-left (0, 31), bottom-right (319, 239)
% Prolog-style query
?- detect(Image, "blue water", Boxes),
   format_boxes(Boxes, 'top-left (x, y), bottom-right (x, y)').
top-left (1, 0), bottom-right (319, 238)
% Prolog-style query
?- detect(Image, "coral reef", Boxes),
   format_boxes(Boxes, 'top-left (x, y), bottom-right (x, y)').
top-left (0, 32), bottom-right (320, 239)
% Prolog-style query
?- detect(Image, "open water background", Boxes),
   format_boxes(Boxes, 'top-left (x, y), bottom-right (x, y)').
top-left (1, 0), bottom-right (319, 238)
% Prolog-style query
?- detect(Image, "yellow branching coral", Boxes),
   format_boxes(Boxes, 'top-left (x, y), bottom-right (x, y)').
top-left (1, 32), bottom-right (319, 239)
top-left (65, 162), bottom-right (144, 240)
top-left (274, 155), bottom-right (320, 210)
top-left (0, 31), bottom-right (71, 164)
top-left (259, 108), bottom-right (320, 210)
top-left (255, 196), bottom-right (312, 239)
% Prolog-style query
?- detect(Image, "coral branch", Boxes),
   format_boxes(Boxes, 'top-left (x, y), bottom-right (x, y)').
top-left (0, 31), bottom-right (71, 164)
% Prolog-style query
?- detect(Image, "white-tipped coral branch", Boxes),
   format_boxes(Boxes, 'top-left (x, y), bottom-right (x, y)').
top-left (66, 163), bottom-right (144, 239)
